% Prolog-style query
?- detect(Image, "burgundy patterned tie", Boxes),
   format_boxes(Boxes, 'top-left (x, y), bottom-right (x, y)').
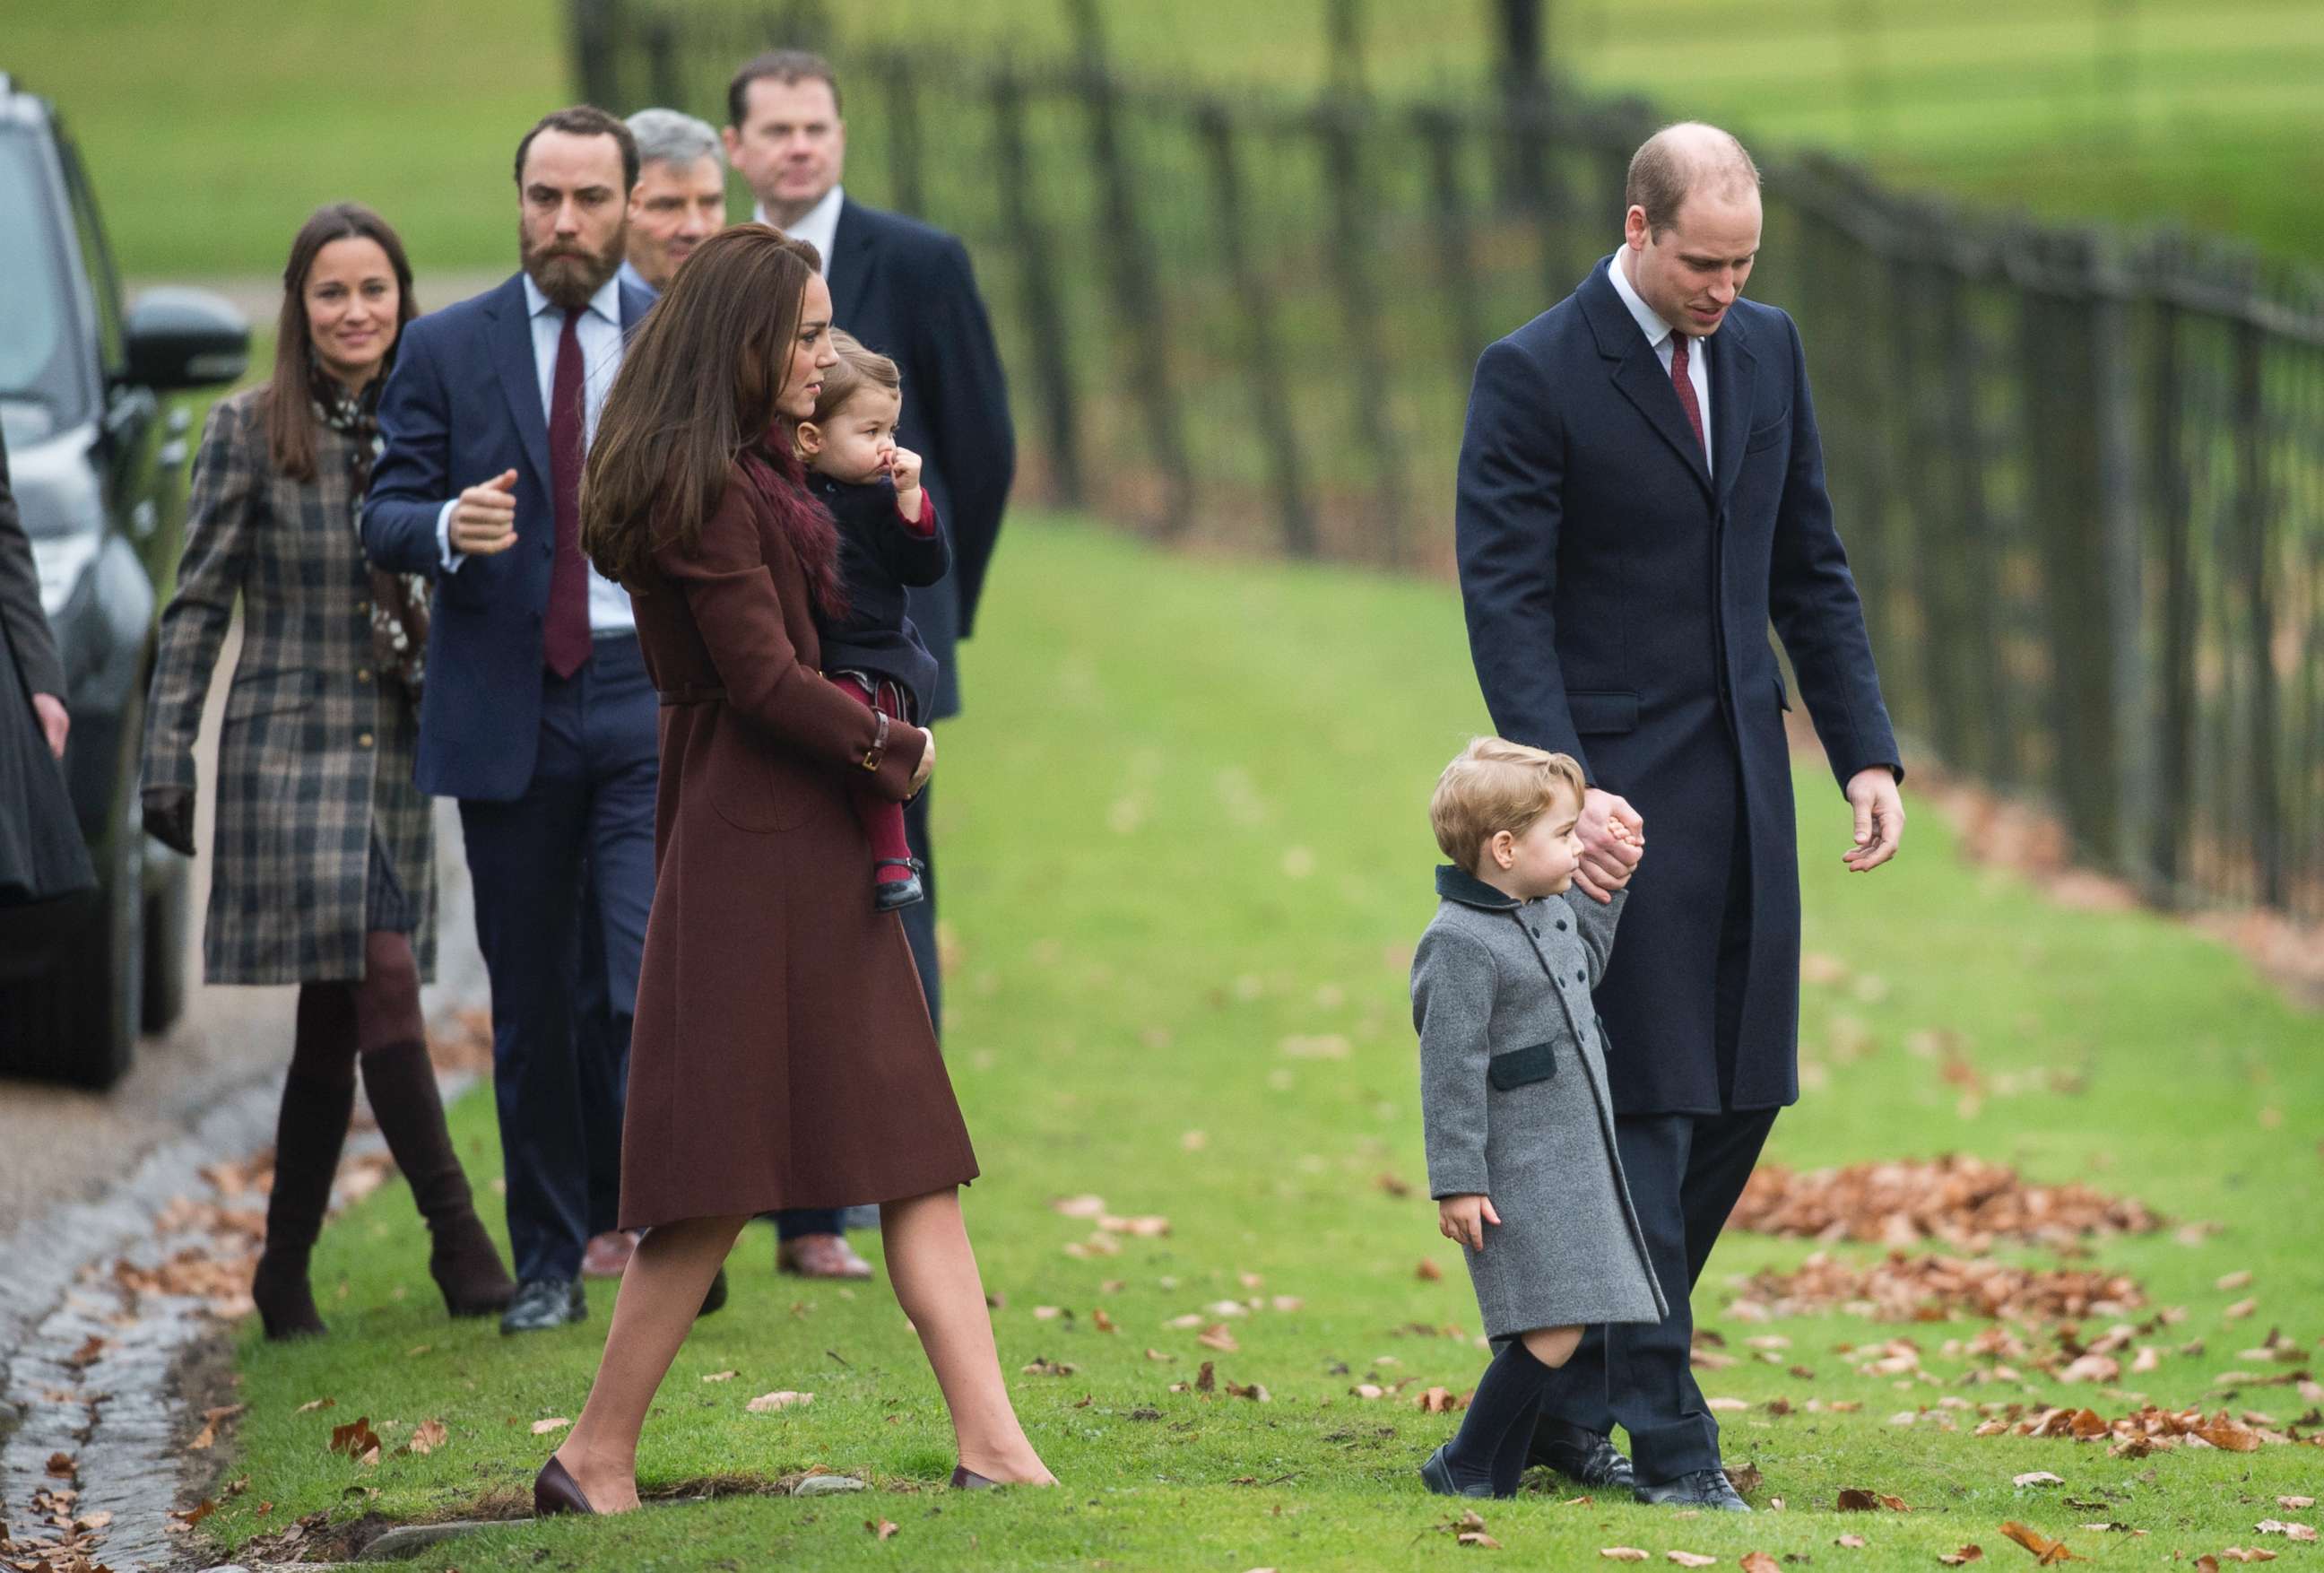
top-left (543, 308), bottom-right (591, 678)
top-left (1669, 328), bottom-right (1706, 460)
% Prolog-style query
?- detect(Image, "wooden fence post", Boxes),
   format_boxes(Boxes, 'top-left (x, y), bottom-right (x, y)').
top-left (1195, 102), bottom-right (1315, 557)
top-left (2017, 229), bottom-right (2120, 864)
top-left (645, 16), bottom-right (681, 110)
top-left (1066, 0), bottom-right (1194, 532)
top-left (991, 64), bottom-right (1087, 510)
top-left (2145, 266), bottom-right (2192, 899)
top-left (571, 0), bottom-right (624, 109)
top-left (2233, 316), bottom-right (2284, 907)
top-left (879, 48), bottom-right (926, 218)
top-left (1317, 101), bottom-right (1409, 561)
top-left (1418, 105), bottom-right (1488, 388)
top-left (1936, 258), bottom-right (2010, 786)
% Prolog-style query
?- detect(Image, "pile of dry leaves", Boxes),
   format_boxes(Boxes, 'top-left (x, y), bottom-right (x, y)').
top-left (1727, 1250), bottom-right (2145, 1325)
top-left (1729, 1155), bottom-right (2164, 1250)
top-left (1975, 1403), bottom-right (2324, 1456)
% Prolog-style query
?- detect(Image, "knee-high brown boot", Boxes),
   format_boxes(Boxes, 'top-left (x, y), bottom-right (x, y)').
top-left (252, 983), bottom-right (359, 1340)
top-left (355, 932), bottom-right (516, 1317)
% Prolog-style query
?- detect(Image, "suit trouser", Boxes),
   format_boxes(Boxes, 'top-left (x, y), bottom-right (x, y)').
top-left (459, 633), bottom-right (655, 1282)
top-left (1535, 785), bottom-right (1778, 1483)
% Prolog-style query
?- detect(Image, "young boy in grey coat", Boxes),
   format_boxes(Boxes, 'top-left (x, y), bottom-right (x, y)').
top-left (1411, 738), bottom-right (1668, 1497)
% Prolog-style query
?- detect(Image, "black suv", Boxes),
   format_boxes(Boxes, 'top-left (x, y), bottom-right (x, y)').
top-left (0, 74), bottom-right (249, 1085)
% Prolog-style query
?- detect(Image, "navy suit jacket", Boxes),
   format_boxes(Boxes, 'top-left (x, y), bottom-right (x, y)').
top-left (365, 273), bottom-right (655, 801)
top-left (1454, 257), bottom-right (1899, 1116)
top-left (827, 198), bottom-right (1013, 721)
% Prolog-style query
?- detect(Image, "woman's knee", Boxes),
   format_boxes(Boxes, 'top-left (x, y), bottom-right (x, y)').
top-left (354, 930), bottom-right (425, 1052)
top-left (1521, 1325), bottom-right (1584, 1369)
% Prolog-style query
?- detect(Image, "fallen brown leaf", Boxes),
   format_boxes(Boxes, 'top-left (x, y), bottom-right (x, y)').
top-left (1837, 1489), bottom-right (1881, 1511)
top-left (1600, 1551), bottom-right (1649, 1562)
top-left (1837, 1534), bottom-right (1868, 1549)
top-left (296, 1396), bottom-right (337, 1412)
top-left (1669, 1555), bottom-right (1718, 1568)
top-left (867, 1517), bottom-right (898, 1540)
top-left (1939, 1548), bottom-right (1986, 1567)
top-left (1741, 1554), bottom-right (1782, 1573)
top-left (1196, 1360), bottom-right (1217, 1393)
top-left (2279, 1497), bottom-right (2317, 1510)
top-left (701, 1369), bottom-right (738, 1382)
top-left (406, 1419), bottom-right (448, 1456)
top-left (529, 1417), bottom-right (571, 1435)
top-left (1093, 1308), bottom-right (1118, 1334)
top-left (1458, 1530), bottom-right (1503, 1549)
top-left (1197, 1324), bottom-right (1240, 1353)
top-left (747, 1390), bottom-right (814, 1412)
top-left (2013, 1473), bottom-right (2064, 1488)
top-left (1418, 1258), bottom-right (1444, 1282)
top-left (328, 1416), bottom-right (383, 1457)
top-left (1998, 1521), bottom-right (2085, 1563)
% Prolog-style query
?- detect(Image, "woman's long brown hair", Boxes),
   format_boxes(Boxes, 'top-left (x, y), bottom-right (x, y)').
top-left (264, 203), bottom-right (417, 481)
top-left (581, 224), bottom-right (821, 587)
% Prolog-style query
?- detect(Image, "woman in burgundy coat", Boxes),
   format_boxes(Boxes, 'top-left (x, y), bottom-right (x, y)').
top-left (535, 226), bottom-right (1054, 1514)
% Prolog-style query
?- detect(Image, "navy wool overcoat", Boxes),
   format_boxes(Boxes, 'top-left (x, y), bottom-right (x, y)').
top-left (1453, 257), bottom-right (1901, 1116)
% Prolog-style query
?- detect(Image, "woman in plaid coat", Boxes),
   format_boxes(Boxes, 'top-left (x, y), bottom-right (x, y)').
top-left (140, 204), bottom-right (511, 1338)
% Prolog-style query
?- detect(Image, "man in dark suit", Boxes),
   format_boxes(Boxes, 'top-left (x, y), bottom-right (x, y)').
top-left (1455, 123), bottom-right (1905, 1510)
top-left (367, 106), bottom-right (723, 1332)
top-left (723, 48), bottom-right (1015, 1281)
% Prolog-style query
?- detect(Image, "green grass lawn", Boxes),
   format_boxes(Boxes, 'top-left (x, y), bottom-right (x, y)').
top-left (6, 0), bottom-right (2316, 276)
top-left (204, 517), bottom-right (2324, 1571)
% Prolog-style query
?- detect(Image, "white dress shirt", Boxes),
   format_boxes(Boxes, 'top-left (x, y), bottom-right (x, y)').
top-left (752, 184), bottom-right (843, 277)
top-left (437, 272), bottom-right (634, 634)
top-left (1607, 249), bottom-right (1713, 477)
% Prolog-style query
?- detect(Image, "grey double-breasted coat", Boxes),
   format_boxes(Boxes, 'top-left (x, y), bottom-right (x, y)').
top-left (142, 387), bottom-right (435, 985)
top-left (1412, 865), bottom-right (1666, 1339)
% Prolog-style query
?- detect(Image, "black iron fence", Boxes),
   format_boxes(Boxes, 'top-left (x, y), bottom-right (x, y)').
top-left (572, 0), bottom-right (2324, 925)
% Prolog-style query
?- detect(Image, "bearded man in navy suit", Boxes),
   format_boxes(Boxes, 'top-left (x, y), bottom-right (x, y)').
top-left (721, 48), bottom-right (1015, 1282)
top-left (1455, 123), bottom-right (1906, 1511)
top-left (367, 107), bottom-right (724, 1333)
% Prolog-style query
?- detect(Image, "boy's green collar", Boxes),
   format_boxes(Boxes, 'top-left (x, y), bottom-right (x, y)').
top-left (1435, 864), bottom-right (1524, 911)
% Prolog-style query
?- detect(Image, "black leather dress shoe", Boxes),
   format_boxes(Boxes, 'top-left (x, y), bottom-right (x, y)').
top-left (1418, 1443), bottom-right (1495, 1498)
top-left (1634, 1466), bottom-right (1752, 1511)
top-left (1529, 1419), bottom-right (1635, 1490)
top-left (500, 1277), bottom-right (587, 1334)
top-left (698, 1267), bottom-right (729, 1318)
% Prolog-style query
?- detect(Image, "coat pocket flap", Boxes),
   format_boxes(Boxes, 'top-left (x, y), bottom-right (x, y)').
top-left (1565, 690), bottom-right (1639, 735)
top-left (1487, 1041), bottom-right (1558, 1090)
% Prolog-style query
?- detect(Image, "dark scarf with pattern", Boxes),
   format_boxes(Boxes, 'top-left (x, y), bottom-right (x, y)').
top-left (315, 365), bottom-right (429, 697)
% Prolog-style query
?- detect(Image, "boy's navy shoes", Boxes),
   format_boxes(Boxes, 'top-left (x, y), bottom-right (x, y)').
top-left (1634, 1467), bottom-right (1751, 1511)
top-left (1418, 1444), bottom-right (1496, 1499)
top-left (1528, 1418), bottom-right (1635, 1490)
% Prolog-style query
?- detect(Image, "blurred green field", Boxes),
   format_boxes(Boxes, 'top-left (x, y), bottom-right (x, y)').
top-left (4, 0), bottom-right (2317, 278)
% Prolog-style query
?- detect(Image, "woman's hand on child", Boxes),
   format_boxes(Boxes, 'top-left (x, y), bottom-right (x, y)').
top-left (886, 446), bottom-right (926, 518)
top-left (908, 728), bottom-right (936, 794)
top-left (1438, 1193), bottom-right (1501, 1252)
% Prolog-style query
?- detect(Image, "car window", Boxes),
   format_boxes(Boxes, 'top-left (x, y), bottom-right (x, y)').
top-left (56, 133), bottom-right (124, 378)
top-left (0, 129), bottom-right (87, 443)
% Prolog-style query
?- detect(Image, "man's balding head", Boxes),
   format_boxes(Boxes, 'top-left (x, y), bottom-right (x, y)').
top-left (1617, 123), bottom-right (1763, 338)
top-left (1626, 122), bottom-right (1760, 239)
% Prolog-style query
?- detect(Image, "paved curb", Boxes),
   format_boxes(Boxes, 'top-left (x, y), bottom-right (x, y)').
top-left (0, 1065), bottom-right (481, 1572)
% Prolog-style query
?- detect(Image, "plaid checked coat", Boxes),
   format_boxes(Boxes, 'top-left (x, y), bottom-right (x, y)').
top-left (143, 386), bottom-right (435, 985)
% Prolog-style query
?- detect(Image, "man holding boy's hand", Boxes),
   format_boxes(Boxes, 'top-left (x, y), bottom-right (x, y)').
top-left (1454, 122), bottom-right (1903, 1510)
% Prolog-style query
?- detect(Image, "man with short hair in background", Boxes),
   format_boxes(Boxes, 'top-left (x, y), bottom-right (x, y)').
top-left (619, 108), bottom-right (728, 296)
top-left (723, 48), bottom-right (1015, 1284)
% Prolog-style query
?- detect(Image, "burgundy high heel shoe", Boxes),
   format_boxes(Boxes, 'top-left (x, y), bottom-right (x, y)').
top-left (534, 1456), bottom-right (598, 1517)
top-left (950, 1464), bottom-right (1000, 1490)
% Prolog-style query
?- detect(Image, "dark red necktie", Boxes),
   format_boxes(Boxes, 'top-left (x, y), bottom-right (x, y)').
top-left (543, 308), bottom-right (591, 678)
top-left (1669, 329), bottom-right (1706, 460)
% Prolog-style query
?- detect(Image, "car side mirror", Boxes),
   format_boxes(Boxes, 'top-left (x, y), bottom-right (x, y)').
top-left (123, 288), bottom-right (250, 391)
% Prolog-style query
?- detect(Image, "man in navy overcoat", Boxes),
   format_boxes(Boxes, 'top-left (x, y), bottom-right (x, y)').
top-left (364, 108), bottom-right (688, 1334)
top-left (1454, 123), bottom-right (1906, 1510)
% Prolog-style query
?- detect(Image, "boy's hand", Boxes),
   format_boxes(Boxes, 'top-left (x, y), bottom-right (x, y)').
top-left (1597, 815), bottom-right (1643, 891)
top-left (1574, 788), bottom-right (1643, 903)
top-left (886, 446), bottom-right (926, 519)
top-left (1438, 1193), bottom-right (1500, 1253)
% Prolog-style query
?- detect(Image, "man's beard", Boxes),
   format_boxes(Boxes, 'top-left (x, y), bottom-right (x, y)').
top-left (522, 227), bottom-right (625, 309)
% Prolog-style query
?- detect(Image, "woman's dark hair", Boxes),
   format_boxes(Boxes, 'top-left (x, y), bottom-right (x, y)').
top-left (581, 223), bottom-right (825, 587)
top-left (264, 203), bottom-right (417, 481)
